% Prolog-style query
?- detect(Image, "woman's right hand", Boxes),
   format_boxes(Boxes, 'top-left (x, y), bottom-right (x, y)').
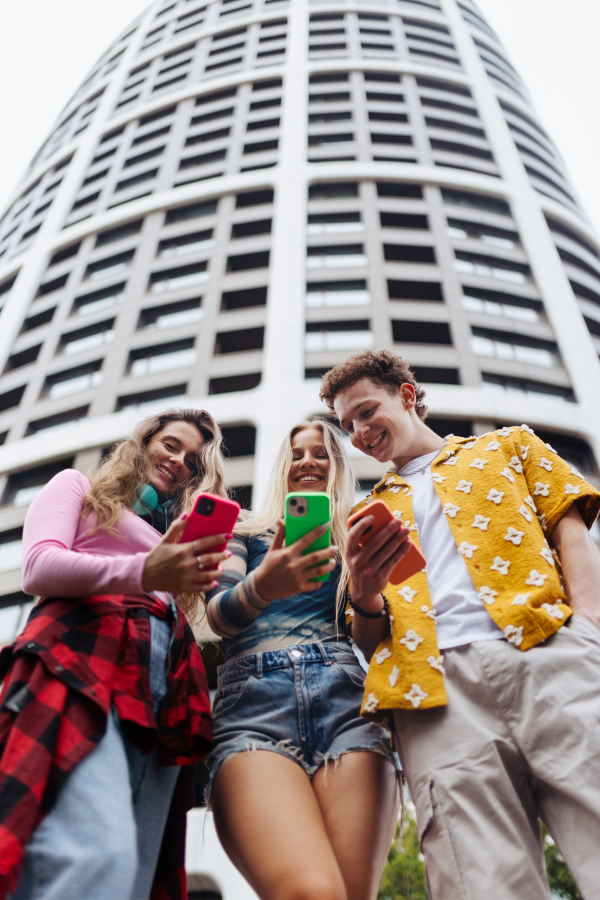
top-left (142, 515), bottom-right (231, 593)
top-left (253, 520), bottom-right (337, 602)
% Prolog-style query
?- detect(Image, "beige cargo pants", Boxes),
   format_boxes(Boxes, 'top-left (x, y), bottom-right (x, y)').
top-left (393, 615), bottom-right (600, 900)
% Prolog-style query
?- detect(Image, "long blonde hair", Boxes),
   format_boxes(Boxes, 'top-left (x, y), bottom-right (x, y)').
top-left (83, 408), bottom-right (227, 619)
top-left (236, 418), bottom-right (356, 615)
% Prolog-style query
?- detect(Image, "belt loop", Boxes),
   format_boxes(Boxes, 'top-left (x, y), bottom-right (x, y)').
top-left (316, 642), bottom-right (333, 665)
top-left (255, 652), bottom-right (263, 679)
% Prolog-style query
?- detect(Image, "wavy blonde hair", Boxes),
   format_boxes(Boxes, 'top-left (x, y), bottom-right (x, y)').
top-left (236, 418), bottom-right (356, 615)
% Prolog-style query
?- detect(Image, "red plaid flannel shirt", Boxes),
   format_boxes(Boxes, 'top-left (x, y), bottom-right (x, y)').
top-left (0, 593), bottom-right (213, 900)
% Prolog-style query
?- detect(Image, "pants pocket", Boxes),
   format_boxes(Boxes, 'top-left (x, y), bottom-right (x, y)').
top-left (411, 777), bottom-right (467, 900)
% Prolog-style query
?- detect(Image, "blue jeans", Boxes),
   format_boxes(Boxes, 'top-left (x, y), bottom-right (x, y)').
top-left (12, 616), bottom-right (180, 900)
top-left (205, 641), bottom-right (398, 802)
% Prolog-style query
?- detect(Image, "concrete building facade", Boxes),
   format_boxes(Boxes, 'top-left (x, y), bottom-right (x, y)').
top-left (1, 0), bottom-right (600, 895)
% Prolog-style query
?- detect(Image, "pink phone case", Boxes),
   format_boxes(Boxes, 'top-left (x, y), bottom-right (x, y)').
top-left (179, 493), bottom-right (240, 553)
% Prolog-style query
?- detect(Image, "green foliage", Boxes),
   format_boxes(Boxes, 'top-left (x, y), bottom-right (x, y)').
top-left (377, 818), bottom-right (582, 900)
top-left (541, 825), bottom-right (582, 900)
top-left (377, 816), bottom-right (427, 900)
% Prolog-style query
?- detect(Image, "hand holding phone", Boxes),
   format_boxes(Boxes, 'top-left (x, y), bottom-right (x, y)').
top-left (348, 500), bottom-right (426, 585)
top-left (179, 493), bottom-right (240, 553)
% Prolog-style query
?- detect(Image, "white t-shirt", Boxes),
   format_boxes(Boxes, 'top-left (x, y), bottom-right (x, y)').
top-left (398, 450), bottom-right (503, 650)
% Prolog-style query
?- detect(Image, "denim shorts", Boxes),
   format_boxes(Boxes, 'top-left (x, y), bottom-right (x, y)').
top-left (205, 641), bottom-right (398, 802)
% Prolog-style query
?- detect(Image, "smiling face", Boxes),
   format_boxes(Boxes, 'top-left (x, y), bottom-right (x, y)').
top-left (287, 427), bottom-right (330, 494)
top-left (145, 420), bottom-right (204, 498)
top-left (333, 377), bottom-right (442, 468)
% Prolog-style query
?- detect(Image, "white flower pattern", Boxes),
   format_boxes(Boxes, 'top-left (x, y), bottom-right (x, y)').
top-left (541, 603), bottom-right (564, 620)
top-left (388, 666), bottom-right (400, 687)
top-left (508, 456), bottom-right (523, 473)
top-left (539, 457), bottom-right (553, 472)
top-left (431, 473), bottom-right (446, 483)
top-left (470, 458), bottom-right (487, 470)
top-left (456, 480), bottom-right (472, 493)
top-left (363, 693), bottom-right (379, 714)
top-left (399, 586), bottom-right (417, 603)
top-left (477, 586), bottom-right (498, 605)
top-left (443, 502), bottom-right (461, 518)
top-left (485, 441), bottom-right (501, 451)
top-left (458, 541), bottom-right (478, 558)
top-left (504, 624), bottom-right (524, 646)
top-left (524, 495), bottom-right (537, 511)
top-left (521, 424), bottom-right (535, 435)
top-left (526, 569), bottom-right (547, 586)
top-left (427, 655), bottom-right (445, 674)
top-left (519, 504), bottom-right (533, 523)
top-left (400, 629), bottom-right (424, 652)
top-left (374, 647), bottom-right (392, 664)
top-left (534, 483), bottom-right (550, 497)
top-left (512, 593), bottom-right (531, 605)
top-left (521, 445), bottom-right (529, 461)
top-left (540, 546), bottom-right (555, 566)
top-left (421, 605), bottom-right (436, 620)
top-left (404, 684), bottom-right (428, 708)
top-left (490, 556), bottom-right (510, 575)
top-left (501, 467), bottom-right (515, 483)
top-left (504, 527), bottom-right (524, 545)
top-left (565, 484), bottom-right (580, 495)
top-left (497, 426), bottom-right (514, 436)
top-left (487, 488), bottom-right (504, 505)
top-left (463, 441), bottom-right (476, 450)
top-left (472, 515), bottom-right (490, 530)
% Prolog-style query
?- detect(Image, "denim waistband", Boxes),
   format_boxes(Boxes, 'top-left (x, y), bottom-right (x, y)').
top-left (217, 641), bottom-right (357, 687)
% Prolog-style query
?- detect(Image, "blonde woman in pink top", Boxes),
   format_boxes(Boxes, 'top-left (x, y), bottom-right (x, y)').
top-left (0, 409), bottom-right (230, 900)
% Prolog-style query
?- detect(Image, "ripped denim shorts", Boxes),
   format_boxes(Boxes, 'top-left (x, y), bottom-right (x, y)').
top-left (204, 641), bottom-right (398, 803)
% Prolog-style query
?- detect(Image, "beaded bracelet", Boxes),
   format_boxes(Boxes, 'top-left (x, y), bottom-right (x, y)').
top-left (348, 594), bottom-right (389, 619)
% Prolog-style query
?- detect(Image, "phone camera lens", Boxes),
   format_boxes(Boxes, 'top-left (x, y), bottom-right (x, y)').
top-left (290, 498), bottom-right (297, 506)
top-left (298, 506), bottom-right (306, 514)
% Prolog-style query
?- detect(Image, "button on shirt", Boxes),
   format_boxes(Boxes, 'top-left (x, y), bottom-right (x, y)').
top-left (397, 450), bottom-right (502, 650)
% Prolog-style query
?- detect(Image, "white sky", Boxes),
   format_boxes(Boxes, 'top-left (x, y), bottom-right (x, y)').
top-left (1, 0), bottom-right (599, 235)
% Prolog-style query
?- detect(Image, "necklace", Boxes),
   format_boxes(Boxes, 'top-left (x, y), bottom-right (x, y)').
top-left (397, 442), bottom-right (449, 478)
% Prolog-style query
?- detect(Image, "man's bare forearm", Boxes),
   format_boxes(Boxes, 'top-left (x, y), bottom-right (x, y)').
top-left (350, 593), bottom-right (390, 660)
top-left (550, 505), bottom-right (600, 624)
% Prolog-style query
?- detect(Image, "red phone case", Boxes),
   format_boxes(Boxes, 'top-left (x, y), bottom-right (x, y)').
top-left (348, 499), bottom-right (426, 585)
top-left (179, 493), bottom-right (240, 553)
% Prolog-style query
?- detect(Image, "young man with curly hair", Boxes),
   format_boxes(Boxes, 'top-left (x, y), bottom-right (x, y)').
top-left (320, 349), bottom-right (600, 900)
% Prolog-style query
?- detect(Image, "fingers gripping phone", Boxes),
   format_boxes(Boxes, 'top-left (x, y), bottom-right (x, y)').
top-left (347, 499), bottom-right (426, 586)
top-left (285, 492), bottom-right (331, 583)
top-left (179, 493), bottom-right (240, 553)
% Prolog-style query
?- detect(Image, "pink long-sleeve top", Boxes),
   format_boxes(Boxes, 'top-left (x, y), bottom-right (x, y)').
top-left (22, 468), bottom-right (170, 604)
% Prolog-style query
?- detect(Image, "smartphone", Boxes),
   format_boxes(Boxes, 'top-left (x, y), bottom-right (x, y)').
top-left (284, 492), bottom-right (331, 583)
top-left (347, 499), bottom-right (426, 586)
top-left (179, 493), bottom-right (240, 554)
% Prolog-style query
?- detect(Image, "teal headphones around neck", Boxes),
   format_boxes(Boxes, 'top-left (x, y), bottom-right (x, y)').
top-left (131, 483), bottom-right (160, 516)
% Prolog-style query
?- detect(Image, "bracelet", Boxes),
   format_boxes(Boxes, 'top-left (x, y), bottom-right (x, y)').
top-left (349, 594), bottom-right (388, 619)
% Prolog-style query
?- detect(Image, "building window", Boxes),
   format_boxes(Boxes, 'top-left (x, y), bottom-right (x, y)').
top-left (165, 200), bottom-right (218, 224)
top-left (209, 373), bottom-right (261, 394)
top-left (3, 345), bottom-right (41, 373)
top-left (85, 250), bottom-right (135, 282)
top-left (128, 340), bottom-right (197, 376)
top-left (59, 320), bottom-right (115, 356)
top-left (307, 244), bottom-right (367, 269)
top-left (220, 286), bottom-right (267, 310)
top-left (96, 220), bottom-right (144, 247)
top-left (2, 459), bottom-right (74, 507)
top-left (472, 328), bottom-right (560, 368)
top-left (214, 327), bottom-right (264, 355)
top-left (309, 182), bottom-right (357, 200)
top-left (149, 262), bottom-right (209, 293)
top-left (116, 385), bottom-right (188, 412)
top-left (454, 251), bottom-right (529, 285)
top-left (482, 373), bottom-right (574, 403)
top-left (226, 251), bottom-right (269, 272)
top-left (26, 407), bottom-right (89, 436)
top-left (392, 320), bottom-right (452, 344)
top-left (447, 218), bottom-right (518, 248)
top-left (0, 529), bottom-right (23, 574)
top-left (72, 283), bottom-right (125, 316)
top-left (306, 280), bottom-right (370, 308)
top-left (137, 298), bottom-right (203, 331)
top-left (307, 212), bottom-right (363, 235)
top-left (43, 362), bottom-right (103, 400)
top-left (462, 287), bottom-right (542, 323)
top-left (157, 230), bottom-right (214, 258)
top-left (305, 320), bottom-right (373, 352)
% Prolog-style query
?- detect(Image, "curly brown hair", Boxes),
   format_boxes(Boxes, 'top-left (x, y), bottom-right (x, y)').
top-left (319, 349), bottom-right (428, 421)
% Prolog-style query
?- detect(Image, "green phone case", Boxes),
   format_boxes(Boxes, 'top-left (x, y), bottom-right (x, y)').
top-left (284, 492), bottom-right (331, 582)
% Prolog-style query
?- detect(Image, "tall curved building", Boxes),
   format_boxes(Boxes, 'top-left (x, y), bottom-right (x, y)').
top-left (1, 0), bottom-right (599, 893)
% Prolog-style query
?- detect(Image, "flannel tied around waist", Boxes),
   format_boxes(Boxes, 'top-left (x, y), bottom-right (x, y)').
top-left (0, 593), bottom-right (213, 900)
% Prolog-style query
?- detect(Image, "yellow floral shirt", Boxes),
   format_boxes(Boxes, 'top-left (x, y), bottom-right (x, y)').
top-left (349, 425), bottom-right (600, 721)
